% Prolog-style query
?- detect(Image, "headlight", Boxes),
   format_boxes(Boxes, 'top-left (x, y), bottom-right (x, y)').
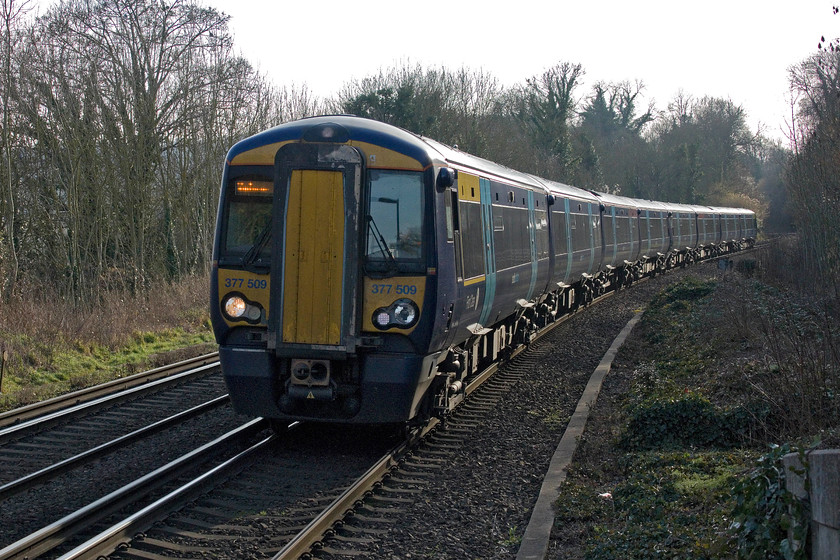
top-left (372, 298), bottom-right (419, 330)
top-left (224, 295), bottom-right (247, 318)
top-left (374, 310), bottom-right (391, 329)
top-left (392, 300), bottom-right (418, 326)
top-left (222, 293), bottom-right (262, 322)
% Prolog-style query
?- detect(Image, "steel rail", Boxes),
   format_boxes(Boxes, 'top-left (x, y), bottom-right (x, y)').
top-left (0, 417), bottom-right (267, 560)
top-left (56, 428), bottom-right (275, 560)
top-left (0, 361), bottom-right (220, 445)
top-left (271, 419), bottom-right (436, 560)
top-left (0, 352), bottom-right (219, 429)
top-left (0, 394), bottom-right (230, 500)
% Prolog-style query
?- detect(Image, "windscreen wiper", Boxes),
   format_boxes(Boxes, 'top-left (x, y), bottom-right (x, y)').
top-left (242, 222), bottom-right (272, 271)
top-left (367, 215), bottom-right (398, 273)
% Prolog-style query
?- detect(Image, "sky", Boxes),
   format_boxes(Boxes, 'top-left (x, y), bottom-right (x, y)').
top-left (204, 0), bottom-right (835, 144)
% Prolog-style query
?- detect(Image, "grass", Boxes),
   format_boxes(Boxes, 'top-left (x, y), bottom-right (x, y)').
top-left (552, 257), bottom-right (839, 559)
top-left (0, 274), bottom-right (215, 411)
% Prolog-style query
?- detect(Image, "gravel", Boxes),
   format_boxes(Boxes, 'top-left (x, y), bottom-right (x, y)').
top-left (367, 264), bottom-right (716, 559)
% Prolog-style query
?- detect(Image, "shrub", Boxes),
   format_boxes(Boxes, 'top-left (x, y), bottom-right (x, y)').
top-left (620, 392), bottom-right (757, 450)
top-left (729, 443), bottom-right (812, 560)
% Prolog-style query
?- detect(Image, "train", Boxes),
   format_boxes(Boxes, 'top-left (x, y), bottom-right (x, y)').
top-left (210, 115), bottom-right (756, 427)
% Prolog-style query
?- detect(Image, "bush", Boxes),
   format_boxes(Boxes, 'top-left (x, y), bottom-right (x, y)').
top-left (729, 443), bottom-right (812, 560)
top-left (620, 392), bottom-right (760, 450)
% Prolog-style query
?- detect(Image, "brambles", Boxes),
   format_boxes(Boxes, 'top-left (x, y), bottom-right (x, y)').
top-left (730, 443), bottom-right (812, 560)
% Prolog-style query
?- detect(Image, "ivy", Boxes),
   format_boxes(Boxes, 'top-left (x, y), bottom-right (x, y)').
top-left (729, 443), bottom-right (813, 560)
top-left (619, 392), bottom-right (759, 450)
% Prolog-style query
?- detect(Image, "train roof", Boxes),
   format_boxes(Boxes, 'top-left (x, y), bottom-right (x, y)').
top-left (632, 199), bottom-right (673, 212)
top-left (226, 115), bottom-right (449, 168)
top-left (538, 179), bottom-right (603, 203)
top-left (589, 191), bottom-right (644, 209)
top-left (226, 116), bottom-right (756, 219)
top-left (706, 206), bottom-right (755, 216)
top-left (423, 138), bottom-right (555, 194)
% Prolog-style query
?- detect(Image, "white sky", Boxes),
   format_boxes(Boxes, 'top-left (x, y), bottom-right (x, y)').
top-left (207, 0), bottom-right (835, 144)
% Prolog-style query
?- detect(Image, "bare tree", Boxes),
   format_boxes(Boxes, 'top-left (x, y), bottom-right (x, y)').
top-left (0, 0), bottom-right (32, 300)
top-left (786, 47), bottom-right (840, 296)
top-left (48, 0), bottom-right (230, 292)
top-left (12, 0), bottom-right (272, 300)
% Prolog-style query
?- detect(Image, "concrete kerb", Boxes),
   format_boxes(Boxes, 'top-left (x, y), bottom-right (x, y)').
top-left (516, 310), bottom-right (645, 560)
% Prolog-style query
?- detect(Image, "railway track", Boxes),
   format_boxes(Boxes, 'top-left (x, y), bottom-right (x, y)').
top-left (0, 353), bottom-right (220, 430)
top-left (0, 252), bottom-right (765, 559)
top-left (0, 355), bottom-right (226, 487)
top-left (0, 353), bottom-right (246, 558)
top-left (1, 419), bottom-right (268, 560)
top-left (46, 422), bottom-right (395, 559)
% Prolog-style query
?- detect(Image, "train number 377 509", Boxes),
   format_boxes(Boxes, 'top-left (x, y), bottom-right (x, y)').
top-left (370, 283), bottom-right (418, 295)
top-left (224, 278), bottom-right (268, 289)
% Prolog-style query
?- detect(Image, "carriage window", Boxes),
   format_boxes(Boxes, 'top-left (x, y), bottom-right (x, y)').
top-left (365, 170), bottom-right (424, 264)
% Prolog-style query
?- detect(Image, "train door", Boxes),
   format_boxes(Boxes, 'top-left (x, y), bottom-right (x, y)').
top-left (478, 177), bottom-right (496, 327)
top-left (589, 203), bottom-right (599, 272)
top-left (606, 206), bottom-right (617, 266)
top-left (526, 190), bottom-right (538, 301)
top-left (557, 197), bottom-right (572, 283)
top-left (666, 212), bottom-right (675, 252)
top-left (269, 143), bottom-right (363, 355)
top-left (555, 198), bottom-right (574, 283)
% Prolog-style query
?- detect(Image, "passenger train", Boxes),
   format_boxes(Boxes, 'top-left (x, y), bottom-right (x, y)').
top-left (210, 116), bottom-right (756, 426)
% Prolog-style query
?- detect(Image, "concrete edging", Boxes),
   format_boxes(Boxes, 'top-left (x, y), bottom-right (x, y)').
top-left (516, 310), bottom-right (644, 560)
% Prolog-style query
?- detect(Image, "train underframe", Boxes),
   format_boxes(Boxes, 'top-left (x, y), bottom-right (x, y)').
top-left (428, 241), bottom-right (753, 418)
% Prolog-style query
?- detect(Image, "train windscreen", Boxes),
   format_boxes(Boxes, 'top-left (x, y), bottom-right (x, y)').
top-left (221, 176), bottom-right (273, 264)
top-left (365, 170), bottom-right (424, 270)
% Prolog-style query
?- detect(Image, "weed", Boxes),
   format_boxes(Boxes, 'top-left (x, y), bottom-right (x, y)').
top-left (0, 274), bottom-right (213, 410)
top-left (552, 272), bottom-right (834, 559)
top-left (729, 442), bottom-right (813, 560)
top-left (499, 526), bottom-right (522, 547)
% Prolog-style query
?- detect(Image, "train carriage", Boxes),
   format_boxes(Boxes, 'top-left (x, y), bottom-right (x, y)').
top-left (211, 115), bottom-right (757, 427)
top-left (589, 192), bottom-right (645, 287)
top-left (694, 206), bottom-right (720, 257)
top-left (540, 181), bottom-right (602, 307)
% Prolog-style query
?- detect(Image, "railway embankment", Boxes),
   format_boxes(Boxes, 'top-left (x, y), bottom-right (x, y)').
top-left (548, 252), bottom-right (840, 559)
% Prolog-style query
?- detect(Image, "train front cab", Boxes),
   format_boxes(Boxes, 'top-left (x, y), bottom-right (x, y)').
top-left (212, 119), bottom-right (446, 425)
